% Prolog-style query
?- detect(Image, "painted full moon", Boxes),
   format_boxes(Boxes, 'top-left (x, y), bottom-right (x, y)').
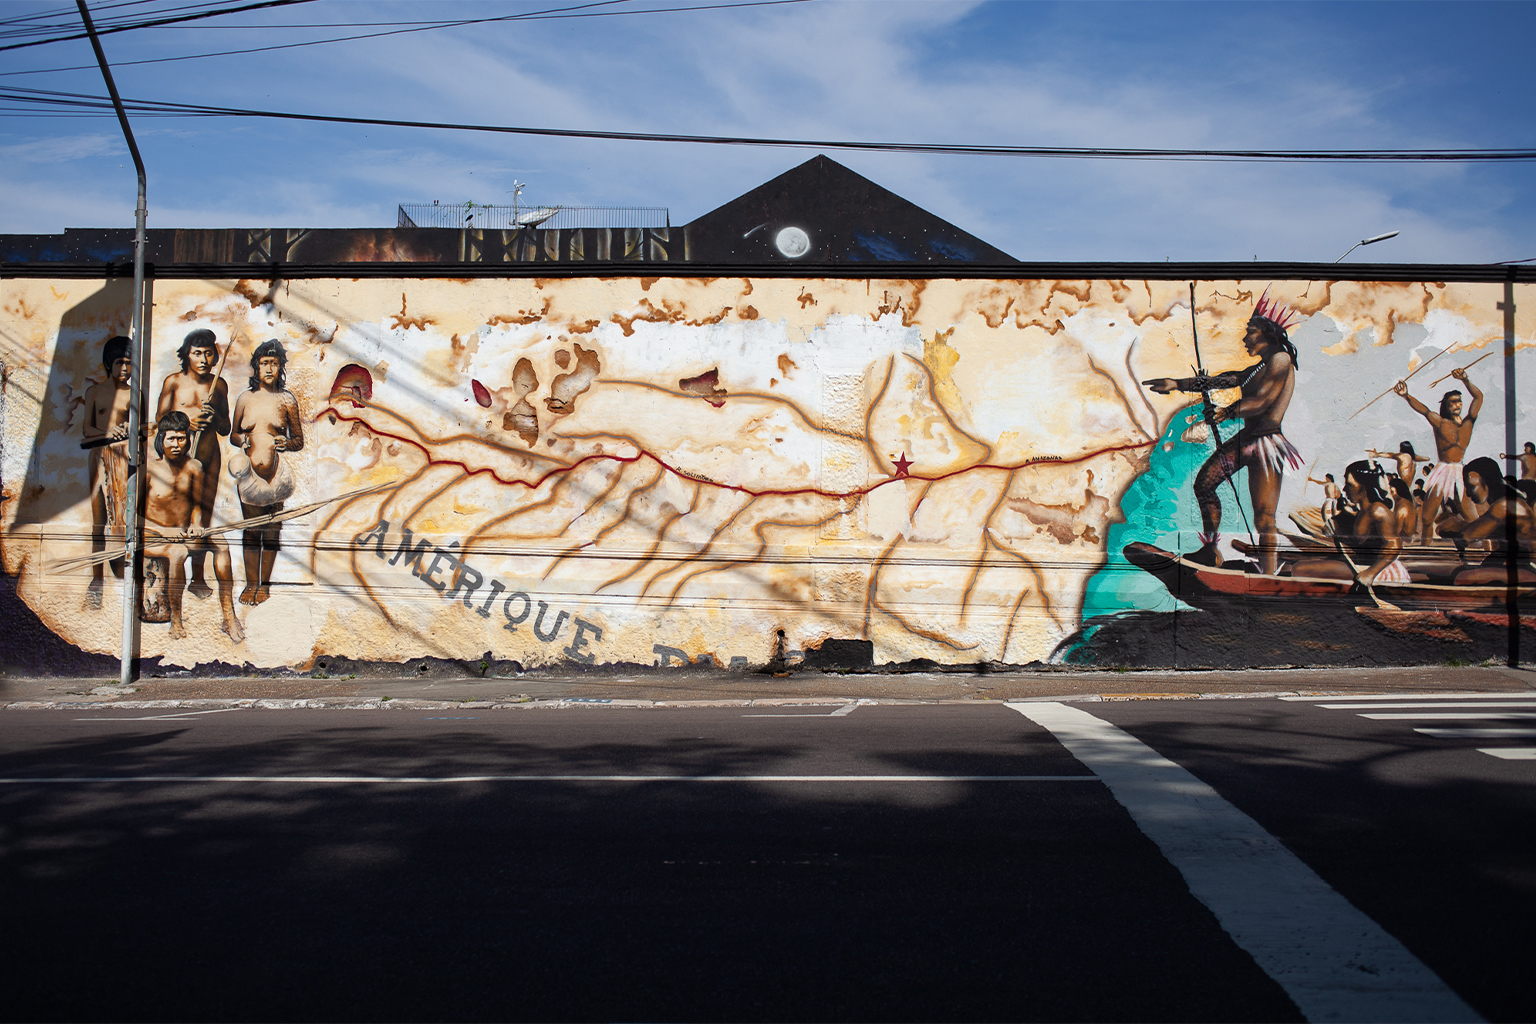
top-left (775, 226), bottom-right (810, 258)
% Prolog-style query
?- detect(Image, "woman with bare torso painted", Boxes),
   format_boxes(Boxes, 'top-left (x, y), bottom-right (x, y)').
top-left (229, 339), bottom-right (303, 605)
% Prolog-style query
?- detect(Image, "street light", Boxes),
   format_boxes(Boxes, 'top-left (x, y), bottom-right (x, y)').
top-left (1334, 230), bottom-right (1400, 263)
top-left (78, 0), bottom-right (147, 688)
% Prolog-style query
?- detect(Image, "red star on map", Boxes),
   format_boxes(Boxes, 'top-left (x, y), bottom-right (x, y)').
top-left (891, 452), bottom-right (912, 478)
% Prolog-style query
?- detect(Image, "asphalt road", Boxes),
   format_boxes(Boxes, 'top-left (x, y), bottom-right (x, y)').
top-left (0, 695), bottom-right (1530, 1022)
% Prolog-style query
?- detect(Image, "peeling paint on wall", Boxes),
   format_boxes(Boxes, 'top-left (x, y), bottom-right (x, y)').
top-left (1, 275), bottom-right (1531, 674)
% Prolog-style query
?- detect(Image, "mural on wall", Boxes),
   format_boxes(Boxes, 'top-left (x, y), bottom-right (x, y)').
top-left (0, 275), bottom-right (1531, 674)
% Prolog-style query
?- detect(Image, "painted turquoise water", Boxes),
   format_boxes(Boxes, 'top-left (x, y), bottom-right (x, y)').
top-left (1078, 403), bottom-right (1254, 621)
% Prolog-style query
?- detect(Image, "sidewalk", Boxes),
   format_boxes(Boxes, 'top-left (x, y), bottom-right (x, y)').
top-left (3, 664), bottom-right (1531, 709)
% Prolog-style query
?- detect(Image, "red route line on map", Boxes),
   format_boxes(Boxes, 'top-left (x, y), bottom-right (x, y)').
top-left (315, 406), bottom-right (1156, 504)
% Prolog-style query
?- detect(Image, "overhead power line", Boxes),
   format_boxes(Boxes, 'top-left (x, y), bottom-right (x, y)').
top-left (0, 0), bottom-right (171, 30)
top-left (0, 0), bottom-right (816, 74)
top-left (0, 1), bottom-right (229, 31)
top-left (3, 84), bottom-right (1533, 162)
top-left (0, 0), bottom-right (318, 51)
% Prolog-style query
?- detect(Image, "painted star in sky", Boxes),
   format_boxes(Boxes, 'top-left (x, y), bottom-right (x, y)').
top-left (891, 452), bottom-right (912, 478)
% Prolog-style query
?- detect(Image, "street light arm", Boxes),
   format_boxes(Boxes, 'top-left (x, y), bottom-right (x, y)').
top-left (77, 0), bottom-right (148, 688)
top-left (1334, 230), bottom-right (1400, 263)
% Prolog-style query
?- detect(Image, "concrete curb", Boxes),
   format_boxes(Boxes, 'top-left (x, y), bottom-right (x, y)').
top-left (3, 689), bottom-right (1499, 711)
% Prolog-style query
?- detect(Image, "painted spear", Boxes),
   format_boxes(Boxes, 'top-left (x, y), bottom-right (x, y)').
top-left (1188, 282), bottom-right (1255, 545)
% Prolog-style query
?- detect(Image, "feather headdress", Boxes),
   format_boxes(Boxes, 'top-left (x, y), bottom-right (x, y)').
top-left (1250, 287), bottom-right (1299, 331)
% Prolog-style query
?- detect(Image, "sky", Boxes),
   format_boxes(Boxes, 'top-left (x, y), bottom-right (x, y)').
top-left (2, 0), bottom-right (1534, 263)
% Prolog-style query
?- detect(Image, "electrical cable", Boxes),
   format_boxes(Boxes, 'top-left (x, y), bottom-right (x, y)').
top-left (0, 1), bottom-right (208, 30)
top-left (0, 0), bottom-right (318, 51)
top-left (0, 1), bottom-right (303, 38)
top-left (2, 83), bottom-right (1533, 162)
top-left (0, 0), bottom-right (817, 74)
top-left (0, 0), bottom-right (617, 43)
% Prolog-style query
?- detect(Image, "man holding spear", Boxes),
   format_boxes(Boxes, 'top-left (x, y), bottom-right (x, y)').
top-left (155, 329), bottom-right (231, 599)
top-left (1393, 366), bottom-right (1481, 543)
top-left (1143, 291), bottom-right (1301, 575)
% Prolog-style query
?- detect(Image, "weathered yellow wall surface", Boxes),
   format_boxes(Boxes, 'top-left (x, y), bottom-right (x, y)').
top-left (1, 275), bottom-right (1530, 673)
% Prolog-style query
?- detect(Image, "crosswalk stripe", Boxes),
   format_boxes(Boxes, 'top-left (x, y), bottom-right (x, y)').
top-left (1478, 748), bottom-right (1536, 760)
top-left (1282, 693), bottom-right (1531, 701)
top-left (1415, 728), bottom-right (1536, 738)
top-left (1321, 702), bottom-right (1536, 710)
top-left (1361, 712), bottom-right (1536, 720)
top-left (0, 774), bottom-right (1100, 785)
top-left (1008, 701), bottom-right (1479, 1023)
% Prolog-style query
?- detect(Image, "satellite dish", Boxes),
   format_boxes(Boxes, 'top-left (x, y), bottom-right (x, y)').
top-left (516, 206), bottom-right (561, 227)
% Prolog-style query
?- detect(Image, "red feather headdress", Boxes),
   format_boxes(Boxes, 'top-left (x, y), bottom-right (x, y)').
top-left (1251, 287), bottom-right (1300, 331)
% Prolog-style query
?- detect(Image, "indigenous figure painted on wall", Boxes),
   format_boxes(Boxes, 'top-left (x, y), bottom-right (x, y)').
top-left (155, 329), bottom-right (231, 600)
top-left (80, 335), bottom-right (133, 609)
top-left (229, 339), bottom-right (304, 605)
top-left (1141, 293), bottom-right (1301, 576)
top-left (1439, 457), bottom-right (1536, 586)
top-left (1288, 460), bottom-right (1408, 586)
top-left (141, 411), bottom-right (245, 642)
top-left (1394, 368), bottom-right (1483, 543)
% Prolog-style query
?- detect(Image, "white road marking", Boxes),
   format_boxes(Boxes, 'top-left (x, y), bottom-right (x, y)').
top-left (1477, 748), bottom-right (1536, 761)
top-left (1008, 701), bottom-right (1479, 1024)
top-left (73, 708), bottom-right (242, 722)
top-left (1320, 702), bottom-right (1536, 710)
top-left (1415, 728), bottom-right (1536, 738)
top-left (0, 774), bottom-right (1100, 785)
top-left (744, 702), bottom-right (861, 718)
top-left (1360, 712), bottom-right (1536, 721)
top-left (1282, 693), bottom-right (1527, 701)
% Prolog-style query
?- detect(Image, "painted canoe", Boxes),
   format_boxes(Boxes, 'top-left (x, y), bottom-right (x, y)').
top-left (1122, 541), bottom-right (1533, 613)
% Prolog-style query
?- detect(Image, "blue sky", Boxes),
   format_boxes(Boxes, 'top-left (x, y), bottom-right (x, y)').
top-left (2, 0), bottom-right (1533, 262)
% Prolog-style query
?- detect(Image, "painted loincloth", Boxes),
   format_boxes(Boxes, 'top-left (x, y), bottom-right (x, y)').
top-left (1214, 432), bottom-right (1303, 477)
top-left (1424, 461), bottom-right (1463, 502)
top-left (97, 443), bottom-right (129, 528)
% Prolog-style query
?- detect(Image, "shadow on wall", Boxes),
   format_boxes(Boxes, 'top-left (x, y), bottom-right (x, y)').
top-left (11, 277), bottom-right (138, 529)
top-left (3, 278), bottom-right (140, 675)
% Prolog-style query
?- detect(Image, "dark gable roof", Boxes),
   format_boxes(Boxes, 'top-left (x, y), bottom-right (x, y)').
top-left (681, 155), bottom-right (1016, 264)
top-left (0, 155), bottom-right (1018, 267)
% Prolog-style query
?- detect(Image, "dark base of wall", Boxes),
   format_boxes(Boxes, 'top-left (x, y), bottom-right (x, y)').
top-left (5, 568), bottom-right (1525, 677)
top-left (1058, 606), bottom-right (1529, 669)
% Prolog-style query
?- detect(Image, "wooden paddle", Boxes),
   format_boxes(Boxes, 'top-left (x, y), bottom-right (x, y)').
top-left (1331, 534), bottom-right (1400, 611)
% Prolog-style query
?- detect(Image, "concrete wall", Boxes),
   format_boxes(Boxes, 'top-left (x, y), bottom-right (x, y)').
top-left (1, 273), bottom-right (1531, 675)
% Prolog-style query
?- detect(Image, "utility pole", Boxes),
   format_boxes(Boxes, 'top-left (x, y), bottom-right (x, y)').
top-left (77, 0), bottom-right (148, 687)
top-left (1497, 279), bottom-right (1519, 668)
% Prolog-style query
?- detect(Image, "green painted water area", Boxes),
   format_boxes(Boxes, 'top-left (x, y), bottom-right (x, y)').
top-left (1075, 401), bottom-right (1255, 627)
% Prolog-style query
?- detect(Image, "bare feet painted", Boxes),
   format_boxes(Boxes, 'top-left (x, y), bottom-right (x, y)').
top-left (239, 585), bottom-right (258, 605)
top-left (222, 615), bottom-right (245, 644)
top-left (187, 579), bottom-right (213, 600)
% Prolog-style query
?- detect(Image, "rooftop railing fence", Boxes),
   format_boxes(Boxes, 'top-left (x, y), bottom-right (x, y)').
top-left (397, 204), bottom-right (670, 231)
